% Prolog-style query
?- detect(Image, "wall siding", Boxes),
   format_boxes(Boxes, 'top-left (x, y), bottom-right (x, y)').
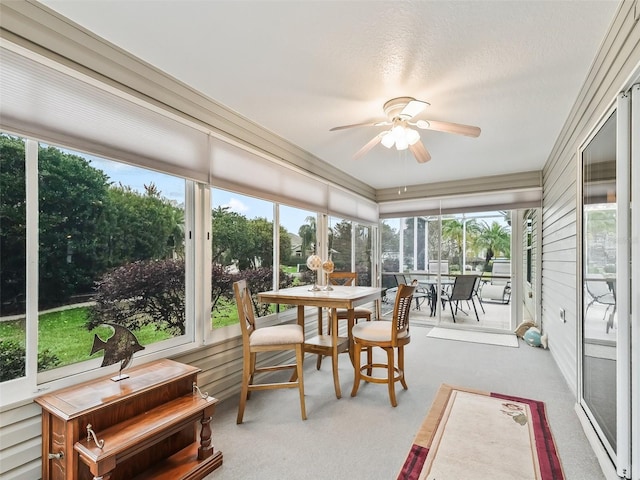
top-left (541, 1), bottom-right (640, 400)
top-left (0, 309), bottom-right (339, 479)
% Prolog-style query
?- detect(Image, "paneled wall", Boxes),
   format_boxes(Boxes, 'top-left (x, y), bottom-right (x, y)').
top-left (541, 1), bottom-right (640, 396)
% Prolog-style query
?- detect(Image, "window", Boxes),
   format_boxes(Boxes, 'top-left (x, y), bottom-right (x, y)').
top-left (0, 134), bottom-right (27, 382)
top-left (279, 205), bottom-right (317, 288)
top-left (329, 216), bottom-right (352, 272)
top-left (0, 132), bottom-right (192, 388)
top-left (210, 188), bottom-right (275, 327)
top-left (354, 223), bottom-right (372, 286)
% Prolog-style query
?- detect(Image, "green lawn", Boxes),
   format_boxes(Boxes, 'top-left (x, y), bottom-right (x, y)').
top-left (212, 297), bottom-right (239, 328)
top-left (0, 307), bottom-right (172, 370)
top-left (0, 298), bottom-right (269, 369)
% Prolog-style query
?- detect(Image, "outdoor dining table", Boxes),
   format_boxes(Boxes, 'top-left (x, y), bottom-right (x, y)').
top-left (257, 284), bottom-right (382, 399)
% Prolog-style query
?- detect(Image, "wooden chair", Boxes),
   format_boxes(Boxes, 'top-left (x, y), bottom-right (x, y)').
top-left (233, 279), bottom-right (306, 424)
top-left (329, 271), bottom-right (373, 322)
top-left (316, 271), bottom-right (374, 370)
top-left (350, 283), bottom-right (415, 407)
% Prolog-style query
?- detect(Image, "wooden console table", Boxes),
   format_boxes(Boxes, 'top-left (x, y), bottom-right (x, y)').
top-left (35, 359), bottom-right (223, 480)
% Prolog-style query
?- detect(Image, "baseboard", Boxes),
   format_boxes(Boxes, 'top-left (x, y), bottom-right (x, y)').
top-left (574, 404), bottom-right (621, 479)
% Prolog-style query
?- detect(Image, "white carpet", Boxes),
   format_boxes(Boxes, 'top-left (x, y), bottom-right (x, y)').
top-left (426, 327), bottom-right (519, 347)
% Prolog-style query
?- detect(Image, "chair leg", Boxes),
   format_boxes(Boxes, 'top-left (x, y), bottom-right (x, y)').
top-left (386, 347), bottom-right (397, 407)
top-left (350, 342), bottom-right (363, 398)
top-left (365, 346), bottom-right (373, 375)
top-left (247, 352), bottom-right (256, 400)
top-left (236, 352), bottom-right (252, 424)
top-left (449, 301), bottom-right (457, 323)
top-left (470, 298), bottom-right (480, 321)
top-left (476, 294), bottom-right (485, 314)
top-left (398, 346), bottom-right (407, 390)
top-left (295, 344), bottom-right (307, 420)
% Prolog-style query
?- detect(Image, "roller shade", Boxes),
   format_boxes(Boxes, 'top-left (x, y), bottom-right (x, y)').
top-left (0, 45), bottom-right (210, 182)
top-left (209, 135), bottom-right (329, 213)
top-left (328, 185), bottom-right (379, 224)
top-left (378, 188), bottom-right (542, 218)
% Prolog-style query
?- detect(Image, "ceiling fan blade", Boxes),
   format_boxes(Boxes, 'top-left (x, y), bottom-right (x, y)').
top-left (416, 119), bottom-right (481, 137)
top-left (329, 121), bottom-right (378, 131)
top-left (409, 140), bottom-right (432, 163)
top-left (400, 99), bottom-right (428, 119)
top-left (353, 133), bottom-right (383, 160)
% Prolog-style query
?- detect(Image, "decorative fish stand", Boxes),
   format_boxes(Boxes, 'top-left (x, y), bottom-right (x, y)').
top-left (90, 323), bottom-right (145, 381)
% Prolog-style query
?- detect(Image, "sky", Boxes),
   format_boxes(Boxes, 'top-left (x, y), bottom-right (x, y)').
top-left (70, 148), bottom-right (508, 236)
top-left (82, 152), bottom-right (310, 234)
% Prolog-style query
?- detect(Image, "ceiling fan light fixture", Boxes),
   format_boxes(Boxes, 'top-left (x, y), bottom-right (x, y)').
top-left (406, 128), bottom-right (420, 145)
top-left (395, 136), bottom-right (409, 151)
top-left (381, 132), bottom-right (395, 148)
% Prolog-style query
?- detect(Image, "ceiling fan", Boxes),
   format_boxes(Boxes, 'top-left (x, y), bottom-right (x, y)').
top-left (330, 96), bottom-right (481, 163)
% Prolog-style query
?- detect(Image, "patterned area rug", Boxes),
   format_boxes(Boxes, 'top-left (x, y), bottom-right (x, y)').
top-left (398, 384), bottom-right (564, 480)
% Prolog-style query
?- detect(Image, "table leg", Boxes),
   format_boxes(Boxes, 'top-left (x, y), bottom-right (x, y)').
top-left (347, 309), bottom-right (355, 367)
top-left (290, 305), bottom-right (307, 382)
top-left (330, 307), bottom-right (342, 399)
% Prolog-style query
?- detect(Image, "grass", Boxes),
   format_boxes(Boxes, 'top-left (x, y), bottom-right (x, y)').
top-left (212, 297), bottom-right (239, 328)
top-left (0, 307), bottom-right (173, 370)
top-left (0, 296), bottom-right (280, 369)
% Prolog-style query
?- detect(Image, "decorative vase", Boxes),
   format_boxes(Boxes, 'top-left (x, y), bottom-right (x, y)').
top-left (322, 259), bottom-right (335, 290)
top-left (306, 254), bottom-right (322, 291)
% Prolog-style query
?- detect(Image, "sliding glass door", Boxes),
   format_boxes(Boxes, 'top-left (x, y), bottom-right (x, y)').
top-left (580, 81), bottom-right (637, 478)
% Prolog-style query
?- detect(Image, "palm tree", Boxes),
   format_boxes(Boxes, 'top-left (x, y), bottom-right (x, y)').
top-left (441, 218), bottom-right (480, 271)
top-left (475, 221), bottom-right (511, 270)
top-left (298, 215), bottom-right (316, 257)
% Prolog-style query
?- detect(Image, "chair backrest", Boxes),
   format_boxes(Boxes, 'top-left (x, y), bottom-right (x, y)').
top-left (586, 274), bottom-right (614, 299)
top-left (392, 283), bottom-right (416, 342)
top-left (428, 261), bottom-right (449, 274)
top-left (233, 280), bottom-right (256, 343)
top-left (394, 273), bottom-right (409, 286)
top-left (328, 271), bottom-right (357, 286)
top-left (491, 261), bottom-right (511, 285)
top-left (450, 275), bottom-right (477, 301)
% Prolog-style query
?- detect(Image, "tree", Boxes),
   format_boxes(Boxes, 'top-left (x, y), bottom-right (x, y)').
top-left (248, 217), bottom-right (275, 268)
top-left (104, 184), bottom-right (184, 266)
top-left (298, 216), bottom-right (316, 257)
top-left (0, 137), bottom-right (113, 309)
top-left (0, 135), bottom-right (27, 313)
top-left (88, 258), bottom-right (186, 335)
top-left (211, 206), bottom-right (253, 267)
top-left (441, 218), bottom-right (480, 271)
top-left (475, 221), bottom-right (511, 270)
top-left (330, 220), bottom-right (352, 271)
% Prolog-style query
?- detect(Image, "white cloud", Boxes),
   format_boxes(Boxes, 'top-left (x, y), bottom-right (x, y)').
top-left (224, 197), bottom-right (249, 213)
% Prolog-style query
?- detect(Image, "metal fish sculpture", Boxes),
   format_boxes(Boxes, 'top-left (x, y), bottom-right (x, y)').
top-left (90, 323), bottom-right (144, 378)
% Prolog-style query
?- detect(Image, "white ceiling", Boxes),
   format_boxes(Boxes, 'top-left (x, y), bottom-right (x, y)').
top-left (40, 0), bottom-right (619, 191)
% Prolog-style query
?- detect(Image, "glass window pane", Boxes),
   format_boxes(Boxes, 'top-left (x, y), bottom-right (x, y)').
top-left (279, 205), bottom-right (316, 288)
top-left (0, 133), bottom-right (27, 382)
top-left (37, 146), bottom-right (186, 372)
top-left (582, 111), bottom-right (617, 451)
top-left (211, 188), bottom-right (280, 326)
top-left (355, 224), bottom-right (372, 286)
top-left (330, 216), bottom-right (352, 272)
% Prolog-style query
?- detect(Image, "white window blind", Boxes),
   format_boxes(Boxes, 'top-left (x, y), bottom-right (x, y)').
top-left (328, 185), bottom-right (379, 224)
top-left (209, 135), bottom-right (329, 213)
top-left (0, 45), bottom-right (210, 182)
top-left (378, 188), bottom-right (542, 218)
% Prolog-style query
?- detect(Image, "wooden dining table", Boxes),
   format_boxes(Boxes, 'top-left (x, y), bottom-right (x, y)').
top-left (258, 285), bottom-right (381, 399)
